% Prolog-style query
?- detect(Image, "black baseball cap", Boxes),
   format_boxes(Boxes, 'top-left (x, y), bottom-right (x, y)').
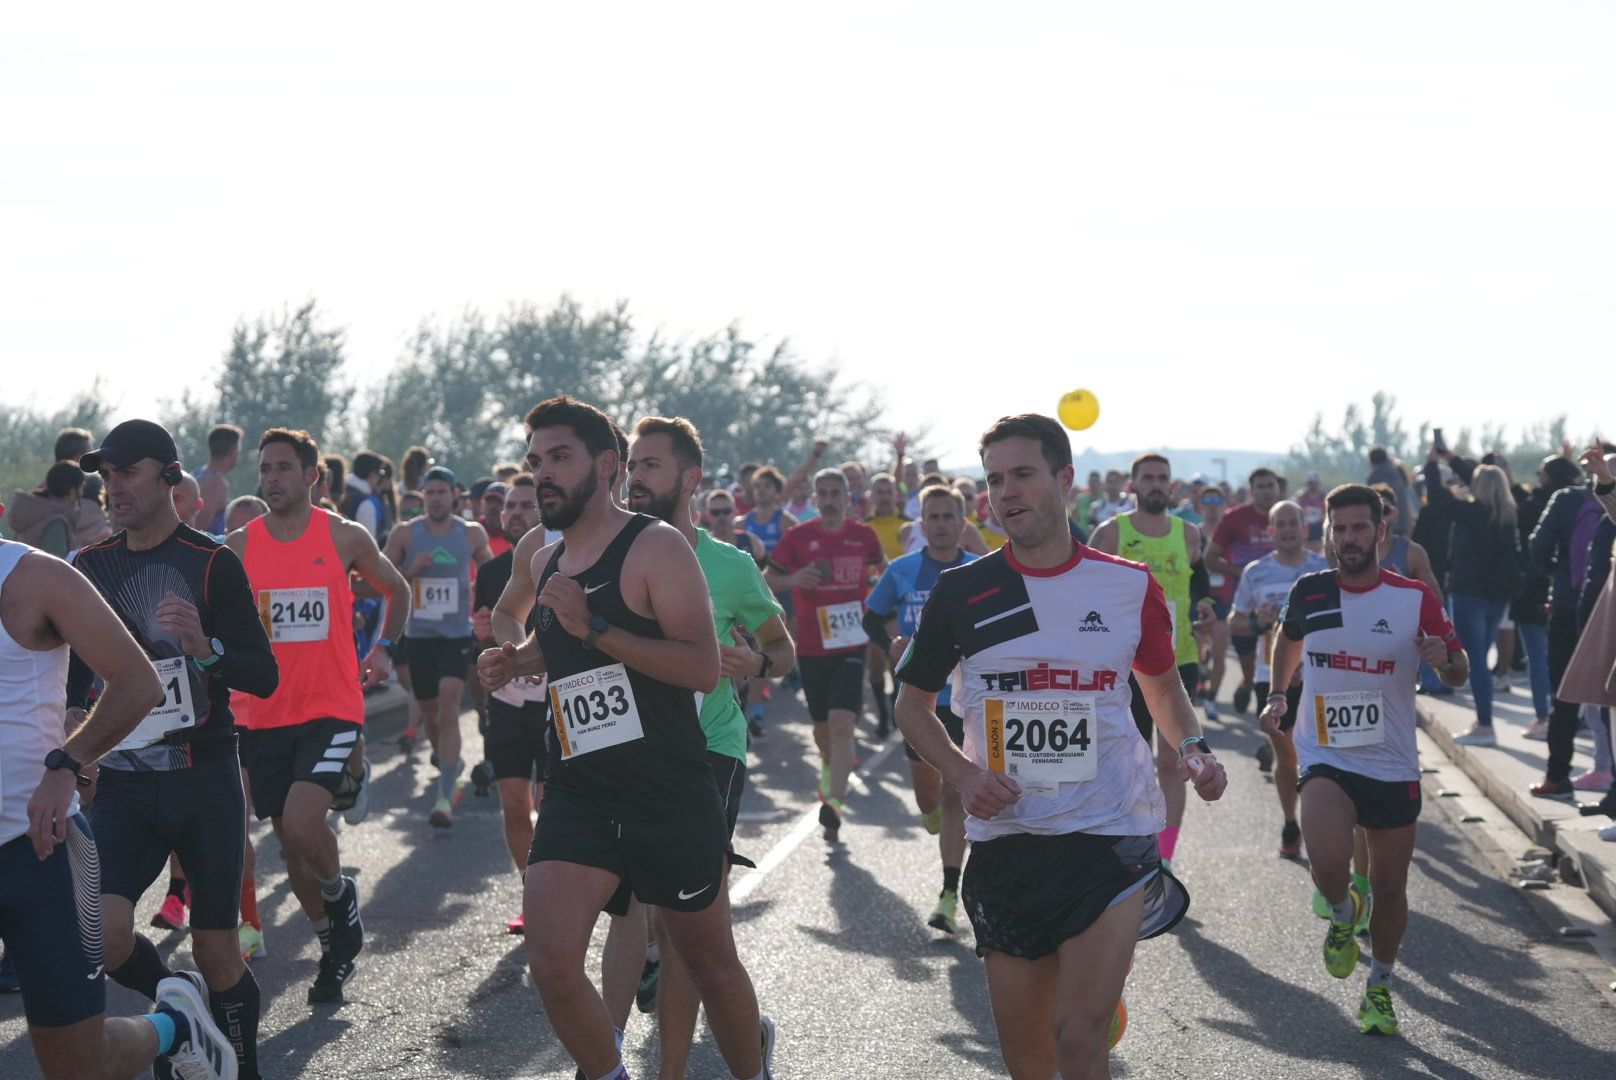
top-left (80, 420), bottom-right (179, 473)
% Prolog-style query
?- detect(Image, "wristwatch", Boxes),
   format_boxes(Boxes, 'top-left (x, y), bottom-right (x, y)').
top-left (583, 615), bottom-right (610, 649)
top-left (44, 748), bottom-right (93, 788)
top-left (197, 637), bottom-right (225, 669)
top-left (756, 651), bottom-right (773, 679)
top-left (1177, 736), bottom-right (1212, 759)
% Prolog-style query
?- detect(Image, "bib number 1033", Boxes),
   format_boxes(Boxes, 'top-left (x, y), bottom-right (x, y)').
top-left (549, 663), bottom-right (645, 760)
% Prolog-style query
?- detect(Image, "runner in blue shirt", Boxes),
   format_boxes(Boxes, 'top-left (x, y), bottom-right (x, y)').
top-left (864, 483), bottom-right (978, 934)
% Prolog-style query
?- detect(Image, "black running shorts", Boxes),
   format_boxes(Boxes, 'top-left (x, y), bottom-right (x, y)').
top-left (1299, 763), bottom-right (1422, 830)
top-left (527, 789), bottom-right (730, 916)
top-left (241, 718), bottom-right (362, 820)
top-left (405, 636), bottom-right (475, 700)
top-left (1254, 681), bottom-right (1304, 734)
top-left (1231, 632), bottom-right (1259, 657)
top-left (1127, 664), bottom-right (1200, 742)
top-left (90, 756), bottom-right (245, 931)
top-left (707, 751), bottom-right (748, 839)
top-left (904, 704), bottom-right (965, 762)
top-left (0, 816), bottom-right (105, 1027)
top-left (486, 696), bottom-right (549, 782)
top-left (961, 831), bottom-right (1189, 960)
top-left (799, 652), bottom-right (866, 724)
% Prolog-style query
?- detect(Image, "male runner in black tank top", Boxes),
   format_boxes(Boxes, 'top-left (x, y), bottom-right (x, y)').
top-left (477, 396), bottom-right (773, 1080)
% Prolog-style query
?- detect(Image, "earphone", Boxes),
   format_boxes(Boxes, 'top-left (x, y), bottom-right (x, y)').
top-left (161, 462), bottom-right (184, 487)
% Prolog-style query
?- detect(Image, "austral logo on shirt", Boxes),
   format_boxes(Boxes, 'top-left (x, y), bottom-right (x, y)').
top-left (978, 664), bottom-right (1119, 693)
top-left (1371, 618), bottom-right (1393, 635)
top-left (1080, 610), bottom-right (1109, 632)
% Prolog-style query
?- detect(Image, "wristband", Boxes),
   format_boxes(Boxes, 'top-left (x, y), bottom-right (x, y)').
top-left (757, 652), bottom-right (773, 679)
top-left (1178, 736), bottom-right (1211, 758)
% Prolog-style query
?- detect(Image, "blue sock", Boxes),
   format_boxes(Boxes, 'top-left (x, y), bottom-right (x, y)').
top-left (145, 1009), bottom-right (179, 1055)
top-left (438, 761), bottom-right (461, 801)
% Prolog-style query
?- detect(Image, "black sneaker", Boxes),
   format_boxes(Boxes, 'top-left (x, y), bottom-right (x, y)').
top-left (470, 761), bottom-right (494, 798)
top-left (326, 877), bottom-right (364, 969)
top-left (307, 953), bottom-right (354, 1005)
top-left (1232, 683), bottom-right (1252, 715)
top-left (1255, 741), bottom-right (1274, 774)
top-left (635, 957), bottom-right (661, 1013)
top-left (819, 801), bottom-right (842, 843)
top-left (1279, 820), bottom-right (1302, 859)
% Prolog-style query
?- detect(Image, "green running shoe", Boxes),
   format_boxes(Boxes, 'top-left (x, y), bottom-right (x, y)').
top-left (1354, 888), bottom-right (1373, 937)
top-left (819, 762), bottom-right (831, 800)
top-left (927, 889), bottom-right (958, 934)
top-left (920, 806), bottom-right (943, 835)
top-left (1312, 889), bottom-right (1331, 920)
top-left (1322, 887), bottom-right (1364, 978)
top-left (1358, 984), bottom-right (1398, 1035)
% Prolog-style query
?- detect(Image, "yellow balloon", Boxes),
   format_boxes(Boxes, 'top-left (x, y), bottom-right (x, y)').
top-left (1058, 389), bottom-right (1100, 431)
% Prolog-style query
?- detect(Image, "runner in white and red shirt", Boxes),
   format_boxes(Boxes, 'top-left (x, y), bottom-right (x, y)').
top-left (895, 414), bottom-right (1226, 1079)
top-left (1260, 483), bottom-right (1466, 1038)
top-left (765, 468), bottom-right (886, 842)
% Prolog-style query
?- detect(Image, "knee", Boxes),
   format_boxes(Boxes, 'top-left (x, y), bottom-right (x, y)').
top-left (1054, 1011), bottom-right (1109, 1066)
top-left (1368, 875), bottom-right (1407, 907)
top-left (828, 712), bottom-right (855, 738)
top-left (525, 934), bottom-right (585, 992)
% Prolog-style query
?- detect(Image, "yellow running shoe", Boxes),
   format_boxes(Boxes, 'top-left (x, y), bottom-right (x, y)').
top-left (1358, 984), bottom-right (1398, 1035)
top-left (239, 923), bottom-right (267, 961)
top-left (920, 806), bottom-right (943, 835)
top-left (1323, 886), bottom-right (1365, 978)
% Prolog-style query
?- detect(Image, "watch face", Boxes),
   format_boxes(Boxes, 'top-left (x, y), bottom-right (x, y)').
top-left (210, 638), bottom-right (225, 656)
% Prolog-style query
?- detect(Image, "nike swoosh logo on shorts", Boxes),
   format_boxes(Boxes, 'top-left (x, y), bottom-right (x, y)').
top-left (677, 885), bottom-right (712, 900)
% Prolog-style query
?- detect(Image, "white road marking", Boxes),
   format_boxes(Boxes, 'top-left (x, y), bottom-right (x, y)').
top-left (729, 735), bottom-right (906, 905)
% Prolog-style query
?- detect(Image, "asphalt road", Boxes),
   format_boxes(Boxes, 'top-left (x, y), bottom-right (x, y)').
top-left (4, 678), bottom-right (1615, 1079)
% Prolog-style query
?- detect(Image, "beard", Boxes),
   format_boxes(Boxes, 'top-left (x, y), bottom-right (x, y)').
top-left (1141, 491), bottom-right (1170, 514)
top-left (1337, 544), bottom-right (1375, 574)
top-left (538, 469), bottom-right (598, 531)
top-left (628, 483), bottom-right (683, 526)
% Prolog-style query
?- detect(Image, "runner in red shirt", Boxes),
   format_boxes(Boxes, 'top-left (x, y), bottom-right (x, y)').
top-left (1206, 467), bottom-right (1282, 714)
top-left (767, 468), bottom-right (886, 841)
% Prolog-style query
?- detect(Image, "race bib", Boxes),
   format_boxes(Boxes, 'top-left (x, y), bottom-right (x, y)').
top-left (412, 577), bottom-right (460, 619)
top-left (1314, 689), bottom-right (1385, 748)
top-left (493, 674), bottom-right (548, 708)
top-left (985, 695), bottom-right (1097, 795)
top-left (115, 656), bottom-right (197, 751)
top-left (817, 601), bottom-right (868, 649)
top-left (1208, 571), bottom-right (1225, 588)
top-left (259, 588), bottom-right (330, 643)
top-left (549, 664), bottom-right (644, 760)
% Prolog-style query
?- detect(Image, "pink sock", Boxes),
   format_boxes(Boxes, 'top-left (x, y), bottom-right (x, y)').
top-left (1158, 826), bottom-right (1181, 863)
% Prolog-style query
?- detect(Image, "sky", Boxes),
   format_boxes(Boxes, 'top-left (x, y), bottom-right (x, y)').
top-left (3, 2), bottom-right (1612, 465)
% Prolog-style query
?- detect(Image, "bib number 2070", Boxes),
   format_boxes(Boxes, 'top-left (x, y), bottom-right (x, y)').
top-left (1314, 690), bottom-right (1385, 748)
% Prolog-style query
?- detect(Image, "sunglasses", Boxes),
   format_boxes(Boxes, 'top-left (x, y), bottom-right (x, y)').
top-left (1201, 495), bottom-right (1225, 505)
top-left (708, 507), bottom-right (735, 517)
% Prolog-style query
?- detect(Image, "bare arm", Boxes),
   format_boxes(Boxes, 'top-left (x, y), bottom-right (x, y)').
top-left (1184, 522), bottom-right (1203, 564)
top-left (1406, 541), bottom-right (1444, 602)
top-left (1134, 664), bottom-right (1226, 800)
top-left (959, 522), bottom-right (988, 555)
top-left (1089, 518), bottom-right (1119, 555)
top-left (785, 440), bottom-right (829, 493)
top-left (468, 522), bottom-right (495, 567)
top-left (1204, 538), bottom-right (1240, 578)
top-left (342, 520), bottom-right (410, 643)
top-left (198, 471), bottom-right (228, 532)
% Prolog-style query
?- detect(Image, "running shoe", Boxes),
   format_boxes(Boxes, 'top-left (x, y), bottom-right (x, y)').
top-left (307, 953), bottom-right (354, 1005)
top-left (1311, 889), bottom-right (1331, 920)
top-left (238, 923), bottom-right (267, 961)
top-left (1232, 683), bottom-right (1252, 715)
top-left (153, 891), bottom-right (189, 931)
top-left (920, 806), bottom-right (943, 835)
top-left (574, 1029), bottom-right (626, 1080)
top-left (747, 702), bottom-right (766, 738)
top-left (326, 877), bottom-right (364, 969)
top-left (398, 728), bottom-right (417, 754)
top-left (430, 795), bottom-right (455, 828)
top-left (819, 801), bottom-right (842, 843)
top-left (1354, 887), bottom-right (1374, 937)
top-left (1571, 769), bottom-right (1615, 792)
top-left (1600, 823), bottom-right (1616, 842)
top-left (1255, 741), bottom-right (1274, 774)
top-left (760, 1013), bottom-right (777, 1079)
top-left (156, 971), bottom-right (238, 1080)
top-left (928, 889), bottom-right (958, 934)
top-left (1358, 984), bottom-right (1398, 1036)
top-left (1278, 820), bottom-right (1302, 859)
top-left (0, 949), bottom-right (18, 993)
top-left (1203, 700), bottom-right (1219, 721)
top-left (1530, 777), bottom-right (1575, 800)
top-left (818, 762), bottom-right (831, 801)
top-left (1492, 673), bottom-right (1513, 693)
top-left (1109, 996), bottom-right (1127, 1049)
top-left (1323, 887), bottom-right (1364, 978)
top-left (338, 758), bottom-right (372, 825)
top-left (507, 912), bottom-right (525, 935)
top-left (1454, 728), bottom-right (1497, 747)
top-left (636, 957), bottom-right (661, 1014)
top-left (470, 760), bottom-right (494, 798)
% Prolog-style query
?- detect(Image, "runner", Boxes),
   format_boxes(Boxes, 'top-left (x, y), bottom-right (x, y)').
top-left (1259, 483), bottom-right (1466, 1036)
top-left (1227, 501), bottom-right (1327, 858)
top-left (894, 413), bottom-right (1226, 1078)
top-left (195, 425), bottom-right (244, 538)
top-left (227, 428), bottom-right (410, 1006)
top-left (0, 535), bottom-right (236, 1080)
top-left (222, 494), bottom-right (273, 963)
top-left (624, 416), bottom-right (795, 1080)
top-left (69, 420), bottom-right (279, 1079)
top-left (864, 483), bottom-right (977, 933)
top-left (1207, 468), bottom-right (1283, 714)
top-left (476, 395), bottom-right (775, 1080)
top-left (864, 471), bottom-right (910, 738)
top-left (1298, 472), bottom-right (1327, 553)
top-left (471, 474), bottom-right (548, 934)
top-left (172, 472), bottom-right (204, 531)
top-left (766, 468), bottom-right (886, 842)
top-left (384, 464), bottom-right (493, 827)
top-left (704, 490), bottom-right (767, 565)
top-left (742, 466), bottom-right (797, 557)
top-left (1089, 453), bottom-right (1206, 874)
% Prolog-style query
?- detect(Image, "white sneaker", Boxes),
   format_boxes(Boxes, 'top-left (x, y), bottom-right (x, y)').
top-left (1454, 728), bottom-right (1497, 747)
top-left (1203, 701), bottom-right (1219, 721)
top-left (1600, 823), bottom-right (1616, 842)
top-left (760, 1013), bottom-right (777, 1079)
top-left (1492, 673), bottom-right (1513, 693)
top-left (342, 757), bottom-right (372, 826)
top-left (155, 972), bottom-right (238, 1080)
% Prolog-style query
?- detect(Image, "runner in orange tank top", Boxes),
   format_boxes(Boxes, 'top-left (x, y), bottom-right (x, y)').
top-left (226, 428), bottom-right (409, 1008)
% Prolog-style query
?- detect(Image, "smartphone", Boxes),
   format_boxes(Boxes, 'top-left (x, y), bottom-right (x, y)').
top-left (1432, 427), bottom-right (1447, 454)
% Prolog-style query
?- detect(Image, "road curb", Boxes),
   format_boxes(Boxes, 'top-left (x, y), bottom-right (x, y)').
top-left (1417, 703), bottom-right (1616, 922)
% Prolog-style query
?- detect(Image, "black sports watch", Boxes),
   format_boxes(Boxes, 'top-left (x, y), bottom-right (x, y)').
top-left (756, 651), bottom-right (773, 679)
top-left (1177, 736), bottom-right (1212, 759)
top-left (44, 748), bottom-right (93, 788)
top-left (583, 615), bottom-right (610, 649)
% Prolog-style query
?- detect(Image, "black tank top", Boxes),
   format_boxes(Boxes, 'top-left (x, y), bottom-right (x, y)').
top-left (536, 514), bottom-right (716, 818)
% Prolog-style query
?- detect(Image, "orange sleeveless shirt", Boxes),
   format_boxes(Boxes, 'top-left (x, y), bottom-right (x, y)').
top-left (235, 508), bottom-right (364, 729)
